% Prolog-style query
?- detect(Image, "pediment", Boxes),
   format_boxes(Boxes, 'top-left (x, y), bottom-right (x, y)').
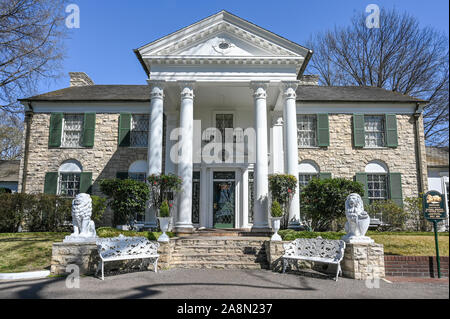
top-left (137, 11), bottom-right (309, 59)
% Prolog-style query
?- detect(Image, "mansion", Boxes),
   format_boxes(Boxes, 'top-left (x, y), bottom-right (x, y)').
top-left (18, 11), bottom-right (428, 232)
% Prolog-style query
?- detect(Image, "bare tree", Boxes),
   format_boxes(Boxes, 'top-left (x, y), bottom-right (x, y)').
top-left (306, 7), bottom-right (449, 146)
top-left (0, 0), bottom-right (68, 114)
top-left (0, 112), bottom-right (22, 159)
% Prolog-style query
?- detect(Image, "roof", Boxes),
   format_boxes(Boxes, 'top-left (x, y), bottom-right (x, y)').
top-left (296, 86), bottom-right (427, 103)
top-left (20, 84), bottom-right (427, 103)
top-left (426, 146), bottom-right (449, 167)
top-left (0, 160), bottom-right (20, 182)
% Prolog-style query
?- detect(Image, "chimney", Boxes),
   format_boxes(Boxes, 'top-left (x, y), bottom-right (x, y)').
top-left (299, 74), bottom-right (319, 86)
top-left (69, 72), bottom-right (94, 87)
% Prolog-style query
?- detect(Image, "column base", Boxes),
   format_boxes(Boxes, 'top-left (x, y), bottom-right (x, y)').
top-left (174, 227), bottom-right (194, 236)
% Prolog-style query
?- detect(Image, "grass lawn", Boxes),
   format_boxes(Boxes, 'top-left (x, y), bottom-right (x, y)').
top-left (0, 229), bottom-right (448, 273)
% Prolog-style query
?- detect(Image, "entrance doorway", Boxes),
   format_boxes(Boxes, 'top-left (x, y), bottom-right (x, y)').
top-left (213, 172), bottom-right (235, 228)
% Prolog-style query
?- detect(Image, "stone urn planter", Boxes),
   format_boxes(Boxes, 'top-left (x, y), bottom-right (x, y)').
top-left (158, 217), bottom-right (171, 242)
top-left (270, 217), bottom-right (282, 241)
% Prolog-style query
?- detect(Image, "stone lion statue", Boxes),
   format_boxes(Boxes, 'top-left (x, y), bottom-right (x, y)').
top-left (64, 193), bottom-right (97, 242)
top-left (341, 193), bottom-right (373, 244)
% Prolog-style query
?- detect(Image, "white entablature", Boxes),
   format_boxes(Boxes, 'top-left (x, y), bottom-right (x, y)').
top-left (135, 10), bottom-right (311, 82)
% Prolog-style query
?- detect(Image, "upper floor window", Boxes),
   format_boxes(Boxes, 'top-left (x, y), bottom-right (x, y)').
top-left (364, 115), bottom-right (385, 148)
top-left (62, 114), bottom-right (83, 147)
top-left (130, 114), bottom-right (149, 147)
top-left (297, 115), bottom-right (317, 147)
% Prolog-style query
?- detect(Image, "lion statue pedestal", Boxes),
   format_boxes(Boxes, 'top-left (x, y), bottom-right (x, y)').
top-left (63, 193), bottom-right (97, 243)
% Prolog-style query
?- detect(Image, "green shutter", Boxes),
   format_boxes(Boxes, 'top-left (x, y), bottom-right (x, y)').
top-left (116, 172), bottom-right (128, 180)
top-left (118, 113), bottom-right (131, 147)
top-left (319, 172), bottom-right (332, 180)
top-left (317, 113), bottom-right (330, 147)
top-left (44, 172), bottom-right (58, 194)
top-left (355, 173), bottom-right (369, 206)
top-left (389, 173), bottom-right (403, 207)
top-left (353, 114), bottom-right (365, 148)
top-left (48, 113), bottom-right (63, 147)
top-left (385, 114), bottom-right (398, 147)
top-left (79, 172), bottom-right (93, 194)
top-left (82, 113), bottom-right (96, 147)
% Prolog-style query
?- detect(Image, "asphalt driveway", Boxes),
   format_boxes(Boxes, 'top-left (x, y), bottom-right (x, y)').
top-left (0, 269), bottom-right (448, 299)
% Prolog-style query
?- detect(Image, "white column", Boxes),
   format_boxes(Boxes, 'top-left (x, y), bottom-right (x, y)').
top-left (145, 81), bottom-right (165, 228)
top-left (271, 112), bottom-right (284, 174)
top-left (175, 81), bottom-right (195, 233)
top-left (251, 82), bottom-right (270, 231)
top-left (281, 81), bottom-right (301, 229)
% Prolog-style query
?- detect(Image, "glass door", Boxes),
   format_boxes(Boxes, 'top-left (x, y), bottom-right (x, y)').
top-left (213, 172), bottom-right (235, 228)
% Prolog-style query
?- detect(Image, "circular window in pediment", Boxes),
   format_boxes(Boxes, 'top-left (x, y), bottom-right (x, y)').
top-left (218, 42), bottom-right (230, 50)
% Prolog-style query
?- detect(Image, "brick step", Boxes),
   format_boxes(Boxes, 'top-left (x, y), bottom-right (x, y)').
top-left (172, 246), bottom-right (265, 254)
top-left (170, 260), bottom-right (269, 270)
top-left (171, 253), bottom-right (267, 262)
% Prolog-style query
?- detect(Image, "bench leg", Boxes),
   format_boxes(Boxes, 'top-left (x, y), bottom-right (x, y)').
top-left (335, 263), bottom-right (341, 281)
top-left (101, 260), bottom-right (104, 281)
top-left (154, 257), bottom-right (158, 273)
top-left (282, 258), bottom-right (287, 273)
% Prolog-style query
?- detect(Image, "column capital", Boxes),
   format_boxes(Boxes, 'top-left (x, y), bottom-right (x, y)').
top-left (148, 80), bottom-right (166, 100)
top-left (250, 81), bottom-right (269, 100)
top-left (280, 81), bottom-right (299, 100)
top-left (178, 81), bottom-right (196, 100)
top-left (271, 112), bottom-right (284, 126)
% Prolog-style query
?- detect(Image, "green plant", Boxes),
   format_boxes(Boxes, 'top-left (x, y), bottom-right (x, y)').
top-left (404, 195), bottom-right (432, 231)
top-left (268, 174), bottom-right (297, 228)
top-left (99, 179), bottom-right (150, 227)
top-left (300, 178), bottom-right (364, 231)
top-left (90, 195), bottom-right (107, 224)
top-left (366, 200), bottom-right (409, 231)
top-left (270, 200), bottom-right (283, 218)
top-left (147, 174), bottom-right (182, 211)
top-left (159, 200), bottom-right (170, 217)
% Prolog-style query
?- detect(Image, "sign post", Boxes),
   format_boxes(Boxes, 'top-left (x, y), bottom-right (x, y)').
top-left (423, 191), bottom-right (447, 278)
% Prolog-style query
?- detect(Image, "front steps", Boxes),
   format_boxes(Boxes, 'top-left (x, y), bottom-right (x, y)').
top-left (169, 237), bottom-right (269, 270)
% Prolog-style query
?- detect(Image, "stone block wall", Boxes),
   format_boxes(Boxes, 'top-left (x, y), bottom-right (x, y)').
top-left (341, 242), bottom-right (385, 280)
top-left (298, 114), bottom-right (428, 200)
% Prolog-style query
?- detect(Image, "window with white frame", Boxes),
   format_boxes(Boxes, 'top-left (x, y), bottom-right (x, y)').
top-left (297, 115), bottom-right (317, 147)
top-left (128, 160), bottom-right (147, 221)
top-left (365, 161), bottom-right (389, 203)
top-left (130, 114), bottom-right (149, 147)
top-left (364, 115), bottom-right (385, 147)
top-left (298, 161), bottom-right (319, 218)
top-left (62, 114), bottom-right (83, 147)
top-left (58, 160), bottom-right (82, 197)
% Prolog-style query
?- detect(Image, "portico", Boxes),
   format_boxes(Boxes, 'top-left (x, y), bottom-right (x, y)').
top-left (135, 11), bottom-right (310, 232)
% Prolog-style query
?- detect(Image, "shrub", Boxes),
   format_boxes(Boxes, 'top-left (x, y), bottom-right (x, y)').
top-left (270, 200), bottom-right (283, 218)
top-left (268, 174), bottom-right (297, 228)
top-left (0, 193), bottom-right (72, 232)
top-left (99, 179), bottom-right (150, 227)
top-left (159, 200), bottom-right (170, 217)
top-left (404, 195), bottom-right (432, 231)
top-left (147, 174), bottom-right (182, 211)
top-left (300, 178), bottom-right (364, 231)
top-left (279, 229), bottom-right (345, 241)
top-left (366, 200), bottom-right (409, 231)
top-left (91, 195), bottom-right (107, 224)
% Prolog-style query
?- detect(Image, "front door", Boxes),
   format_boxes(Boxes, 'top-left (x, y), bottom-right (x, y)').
top-left (213, 172), bottom-right (235, 228)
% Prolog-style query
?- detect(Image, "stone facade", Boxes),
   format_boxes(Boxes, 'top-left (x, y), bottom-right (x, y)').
top-left (298, 113), bottom-right (428, 200)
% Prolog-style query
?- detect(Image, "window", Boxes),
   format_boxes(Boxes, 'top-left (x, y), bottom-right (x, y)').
top-left (58, 160), bottom-right (82, 197)
top-left (130, 114), bottom-right (149, 147)
top-left (298, 161), bottom-right (320, 214)
top-left (365, 161), bottom-right (389, 203)
top-left (192, 171), bottom-right (200, 224)
top-left (62, 114), bottom-right (83, 147)
top-left (364, 115), bottom-right (385, 147)
top-left (297, 115), bottom-right (317, 147)
top-left (298, 174), bottom-right (317, 189)
top-left (128, 160), bottom-right (148, 221)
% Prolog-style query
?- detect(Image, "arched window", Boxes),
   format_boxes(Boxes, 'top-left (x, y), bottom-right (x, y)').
top-left (128, 160), bottom-right (147, 182)
top-left (365, 161), bottom-right (389, 203)
top-left (298, 160), bottom-right (320, 189)
top-left (58, 159), bottom-right (82, 197)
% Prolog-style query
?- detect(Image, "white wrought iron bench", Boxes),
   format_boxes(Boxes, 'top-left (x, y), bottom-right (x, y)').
top-left (282, 237), bottom-right (346, 281)
top-left (96, 234), bottom-right (159, 280)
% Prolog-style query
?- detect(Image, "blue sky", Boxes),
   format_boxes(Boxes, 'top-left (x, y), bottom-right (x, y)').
top-left (39, 0), bottom-right (449, 94)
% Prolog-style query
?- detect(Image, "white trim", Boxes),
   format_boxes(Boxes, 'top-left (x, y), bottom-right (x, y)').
top-left (58, 159), bottom-right (82, 173)
top-left (0, 270), bottom-right (50, 280)
top-left (296, 102), bottom-right (417, 114)
top-left (365, 161), bottom-right (389, 174)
